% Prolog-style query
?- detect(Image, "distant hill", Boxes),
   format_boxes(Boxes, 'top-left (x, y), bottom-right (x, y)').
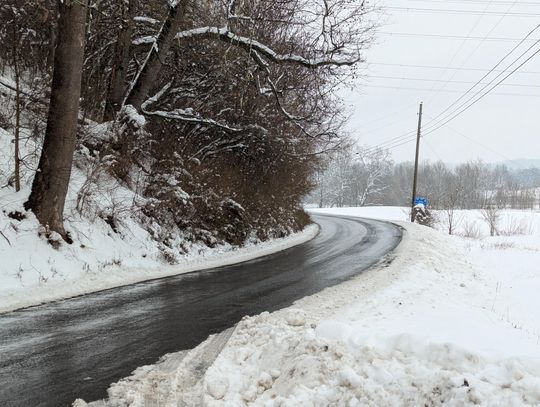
top-left (503, 159), bottom-right (540, 170)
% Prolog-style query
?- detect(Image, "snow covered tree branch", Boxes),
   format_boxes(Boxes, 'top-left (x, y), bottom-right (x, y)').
top-left (175, 26), bottom-right (362, 68)
top-left (140, 82), bottom-right (243, 132)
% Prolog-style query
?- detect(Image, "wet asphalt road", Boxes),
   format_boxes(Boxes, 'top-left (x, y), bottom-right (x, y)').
top-left (0, 214), bottom-right (402, 407)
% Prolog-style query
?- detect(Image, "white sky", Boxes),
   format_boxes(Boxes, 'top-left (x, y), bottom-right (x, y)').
top-left (343, 0), bottom-right (540, 163)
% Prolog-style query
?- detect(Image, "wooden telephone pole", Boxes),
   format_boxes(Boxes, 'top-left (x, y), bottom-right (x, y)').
top-left (411, 102), bottom-right (423, 222)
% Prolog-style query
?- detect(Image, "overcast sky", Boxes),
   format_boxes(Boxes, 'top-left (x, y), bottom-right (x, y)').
top-left (342, 0), bottom-right (540, 164)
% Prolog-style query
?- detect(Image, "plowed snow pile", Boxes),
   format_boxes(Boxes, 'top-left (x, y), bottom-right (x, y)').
top-left (201, 220), bottom-right (540, 406)
top-left (79, 210), bottom-right (540, 407)
top-left (203, 309), bottom-right (540, 406)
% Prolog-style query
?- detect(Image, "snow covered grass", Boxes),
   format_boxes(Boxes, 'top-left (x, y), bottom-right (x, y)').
top-left (87, 207), bottom-right (540, 406)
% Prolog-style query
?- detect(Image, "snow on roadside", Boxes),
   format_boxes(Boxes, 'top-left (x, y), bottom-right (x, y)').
top-left (76, 208), bottom-right (540, 406)
top-left (0, 215), bottom-right (318, 313)
top-left (202, 310), bottom-right (540, 406)
top-left (198, 220), bottom-right (540, 406)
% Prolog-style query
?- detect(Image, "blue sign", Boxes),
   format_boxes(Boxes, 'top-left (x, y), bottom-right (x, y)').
top-left (414, 197), bottom-right (429, 207)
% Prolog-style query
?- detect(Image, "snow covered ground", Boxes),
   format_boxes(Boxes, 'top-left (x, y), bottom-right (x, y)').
top-left (312, 206), bottom-right (540, 238)
top-left (0, 209), bottom-right (318, 313)
top-left (81, 207), bottom-right (540, 406)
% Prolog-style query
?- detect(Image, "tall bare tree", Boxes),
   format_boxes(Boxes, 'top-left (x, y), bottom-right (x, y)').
top-left (124, 0), bottom-right (188, 110)
top-left (25, 0), bottom-right (89, 241)
top-left (103, 0), bottom-right (138, 121)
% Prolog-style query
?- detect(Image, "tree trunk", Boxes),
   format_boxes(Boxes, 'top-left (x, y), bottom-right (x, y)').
top-left (25, 0), bottom-right (88, 241)
top-left (12, 24), bottom-right (21, 192)
top-left (103, 0), bottom-right (138, 121)
top-left (124, 1), bottom-right (185, 111)
top-left (46, 22), bottom-right (57, 69)
top-left (14, 58), bottom-right (21, 192)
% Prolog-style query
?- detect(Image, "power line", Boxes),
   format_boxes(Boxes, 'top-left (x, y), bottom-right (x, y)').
top-left (368, 75), bottom-right (540, 88)
top-left (423, 45), bottom-right (540, 137)
top-left (374, 135), bottom-right (418, 152)
top-left (364, 41), bottom-right (540, 156)
top-left (363, 38), bottom-right (540, 153)
top-left (426, 0), bottom-right (517, 105)
top-left (367, 62), bottom-right (540, 75)
top-left (422, 31), bottom-right (540, 133)
top-left (360, 126), bottom-right (416, 151)
top-left (361, 6), bottom-right (540, 155)
top-left (386, 6), bottom-right (540, 17)
top-left (363, 36), bottom-right (540, 152)
top-left (386, 0), bottom-right (540, 6)
top-left (362, 124), bottom-right (421, 152)
top-left (361, 84), bottom-right (540, 97)
top-left (378, 32), bottom-right (535, 42)
top-left (423, 0), bottom-right (497, 104)
top-left (422, 22), bottom-right (540, 125)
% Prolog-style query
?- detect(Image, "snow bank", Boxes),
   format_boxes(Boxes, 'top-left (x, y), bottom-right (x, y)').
top-left (78, 208), bottom-right (540, 406)
top-left (0, 217), bottom-right (318, 313)
top-left (199, 220), bottom-right (540, 406)
top-left (202, 310), bottom-right (540, 406)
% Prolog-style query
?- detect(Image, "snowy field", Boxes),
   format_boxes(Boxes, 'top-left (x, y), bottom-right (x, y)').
top-left (80, 207), bottom-right (540, 406)
top-left (312, 206), bottom-right (540, 238)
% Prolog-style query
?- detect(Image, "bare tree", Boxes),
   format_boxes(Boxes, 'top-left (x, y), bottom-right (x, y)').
top-left (25, 0), bottom-right (89, 241)
top-left (325, 148), bottom-right (354, 207)
top-left (125, 0), bottom-right (372, 117)
top-left (481, 201), bottom-right (501, 237)
top-left (2, 0), bottom-right (375, 243)
top-left (0, 0), bottom-right (50, 192)
top-left (124, 0), bottom-right (188, 111)
top-left (104, 0), bottom-right (138, 121)
top-left (442, 184), bottom-right (463, 235)
top-left (351, 146), bottom-right (392, 206)
top-left (11, 22), bottom-right (22, 192)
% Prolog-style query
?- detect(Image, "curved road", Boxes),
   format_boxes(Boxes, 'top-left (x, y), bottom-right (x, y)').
top-left (0, 214), bottom-right (401, 407)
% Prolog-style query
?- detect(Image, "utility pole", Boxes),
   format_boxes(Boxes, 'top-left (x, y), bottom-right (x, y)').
top-left (411, 102), bottom-right (423, 222)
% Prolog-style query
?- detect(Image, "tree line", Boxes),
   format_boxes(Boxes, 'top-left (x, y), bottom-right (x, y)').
top-left (310, 146), bottom-right (540, 211)
top-left (0, 0), bottom-right (375, 247)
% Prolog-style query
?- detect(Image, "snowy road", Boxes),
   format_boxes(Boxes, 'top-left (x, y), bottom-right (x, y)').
top-left (0, 215), bottom-right (401, 407)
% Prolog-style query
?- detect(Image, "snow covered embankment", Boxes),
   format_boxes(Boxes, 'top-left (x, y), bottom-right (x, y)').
top-left (198, 223), bottom-right (540, 406)
top-left (0, 219), bottom-right (318, 314)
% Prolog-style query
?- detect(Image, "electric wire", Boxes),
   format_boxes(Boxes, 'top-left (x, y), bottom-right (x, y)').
top-left (385, 7), bottom-right (540, 17)
top-left (367, 62), bottom-right (540, 75)
top-left (422, 45), bottom-right (540, 137)
top-left (425, 1), bottom-right (531, 116)
top-left (362, 39), bottom-right (540, 154)
top-left (367, 75), bottom-right (540, 88)
top-left (425, 0), bottom-right (516, 105)
top-left (378, 32), bottom-right (534, 42)
top-left (421, 34), bottom-right (540, 134)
